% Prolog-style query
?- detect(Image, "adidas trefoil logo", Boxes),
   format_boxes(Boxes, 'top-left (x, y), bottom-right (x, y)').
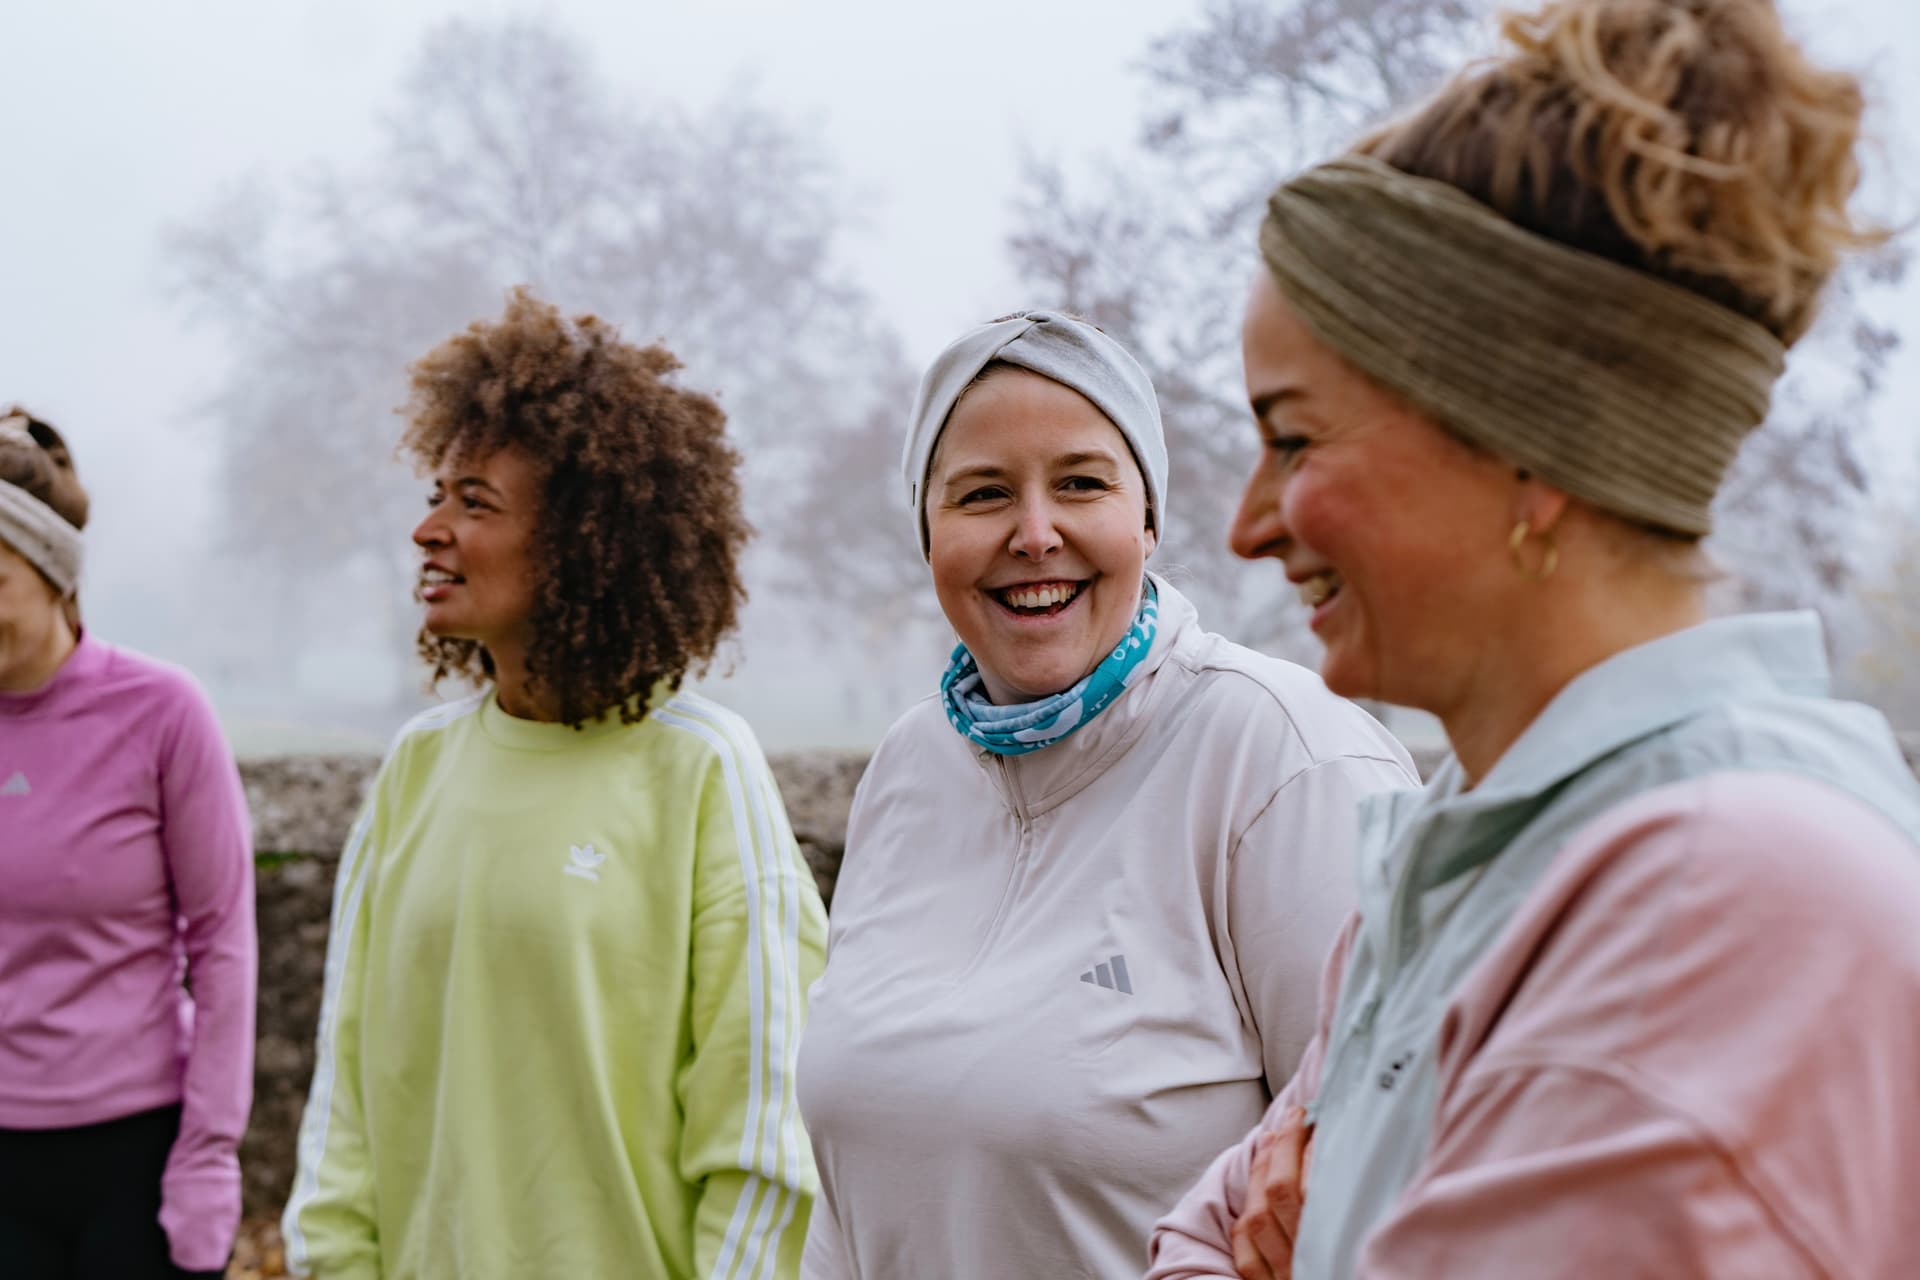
top-left (0, 771), bottom-right (28, 797)
top-left (564, 842), bottom-right (606, 882)
top-left (1079, 953), bottom-right (1133, 995)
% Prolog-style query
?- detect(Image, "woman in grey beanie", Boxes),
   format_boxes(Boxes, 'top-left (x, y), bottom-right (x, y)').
top-left (793, 310), bottom-right (1416, 1278)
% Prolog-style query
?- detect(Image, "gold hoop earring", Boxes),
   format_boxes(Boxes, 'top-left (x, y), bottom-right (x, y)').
top-left (1508, 520), bottom-right (1558, 581)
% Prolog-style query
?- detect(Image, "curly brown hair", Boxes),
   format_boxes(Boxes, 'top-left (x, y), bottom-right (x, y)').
top-left (401, 288), bottom-right (751, 728)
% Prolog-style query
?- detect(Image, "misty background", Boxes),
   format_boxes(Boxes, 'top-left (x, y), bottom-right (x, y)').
top-left (4, 0), bottom-right (1918, 756)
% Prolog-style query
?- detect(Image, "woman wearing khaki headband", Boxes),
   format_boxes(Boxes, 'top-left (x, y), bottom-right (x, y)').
top-left (0, 409), bottom-right (255, 1277)
top-left (1151, 1), bottom-right (1920, 1276)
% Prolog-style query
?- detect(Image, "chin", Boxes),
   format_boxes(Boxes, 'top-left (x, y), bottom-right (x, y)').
top-left (1006, 661), bottom-right (1088, 701)
top-left (419, 611), bottom-right (472, 642)
top-left (1317, 656), bottom-right (1375, 702)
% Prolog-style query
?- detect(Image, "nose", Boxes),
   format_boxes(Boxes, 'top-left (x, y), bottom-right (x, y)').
top-left (1228, 457), bottom-right (1290, 562)
top-left (1007, 495), bottom-right (1063, 561)
top-left (413, 505), bottom-right (450, 550)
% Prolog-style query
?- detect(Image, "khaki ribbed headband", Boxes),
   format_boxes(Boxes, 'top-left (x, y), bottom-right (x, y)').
top-left (1259, 155), bottom-right (1787, 535)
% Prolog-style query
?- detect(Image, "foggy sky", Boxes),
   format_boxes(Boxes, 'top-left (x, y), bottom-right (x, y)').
top-left (3, 0), bottom-right (1917, 750)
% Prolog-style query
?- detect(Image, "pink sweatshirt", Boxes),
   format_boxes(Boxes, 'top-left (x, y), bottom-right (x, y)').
top-left (0, 632), bottom-right (256, 1272)
top-left (1150, 772), bottom-right (1920, 1278)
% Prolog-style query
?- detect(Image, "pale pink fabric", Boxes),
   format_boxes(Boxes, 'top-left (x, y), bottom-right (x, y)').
top-left (1150, 772), bottom-right (1920, 1279)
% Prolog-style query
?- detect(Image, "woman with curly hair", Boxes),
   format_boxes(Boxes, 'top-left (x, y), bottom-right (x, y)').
top-left (0, 408), bottom-right (254, 1278)
top-left (282, 289), bottom-right (825, 1280)
top-left (1152, 1), bottom-right (1920, 1276)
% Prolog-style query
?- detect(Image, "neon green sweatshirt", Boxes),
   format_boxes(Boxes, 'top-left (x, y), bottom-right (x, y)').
top-left (282, 688), bottom-right (826, 1280)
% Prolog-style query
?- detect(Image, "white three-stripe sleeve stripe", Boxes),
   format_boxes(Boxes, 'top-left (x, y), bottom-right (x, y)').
top-left (738, 727), bottom-right (808, 1280)
top-left (654, 697), bottom-right (809, 1280)
top-left (752, 751), bottom-right (808, 1185)
top-left (281, 797), bottom-right (377, 1271)
top-left (282, 694), bottom-right (482, 1272)
top-left (749, 1178), bottom-right (803, 1280)
top-left (662, 696), bottom-right (810, 1180)
top-left (654, 701), bottom-right (795, 1280)
top-left (658, 697), bottom-right (809, 1280)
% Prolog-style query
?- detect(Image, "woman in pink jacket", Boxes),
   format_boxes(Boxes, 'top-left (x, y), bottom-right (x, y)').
top-left (1151, 0), bottom-right (1920, 1276)
top-left (0, 409), bottom-right (255, 1277)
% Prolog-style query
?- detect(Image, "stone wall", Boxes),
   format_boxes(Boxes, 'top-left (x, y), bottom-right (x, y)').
top-left (235, 733), bottom-right (1919, 1218)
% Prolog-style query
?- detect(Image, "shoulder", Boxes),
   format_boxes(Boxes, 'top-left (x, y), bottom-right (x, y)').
top-left (648, 688), bottom-right (779, 782)
top-left (841, 695), bottom-right (979, 842)
top-left (83, 640), bottom-right (234, 762)
top-left (860, 693), bottom-right (960, 778)
top-left (1165, 628), bottom-right (1414, 777)
top-left (368, 692), bottom-right (488, 798)
top-left (384, 690), bottom-right (487, 759)
top-left (1568, 771), bottom-right (1920, 937)
top-left (89, 639), bottom-right (216, 719)
top-left (1498, 770), bottom-right (1920, 1045)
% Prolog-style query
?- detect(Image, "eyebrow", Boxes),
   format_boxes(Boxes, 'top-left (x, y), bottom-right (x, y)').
top-left (448, 476), bottom-right (506, 497)
top-left (1249, 388), bottom-right (1308, 422)
top-left (940, 448), bottom-right (1125, 487)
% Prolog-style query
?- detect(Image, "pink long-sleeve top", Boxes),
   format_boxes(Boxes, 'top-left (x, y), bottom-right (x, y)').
top-left (0, 632), bottom-right (256, 1272)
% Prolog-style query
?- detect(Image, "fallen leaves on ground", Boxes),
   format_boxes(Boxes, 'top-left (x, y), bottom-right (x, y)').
top-left (227, 1216), bottom-right (288, 1278)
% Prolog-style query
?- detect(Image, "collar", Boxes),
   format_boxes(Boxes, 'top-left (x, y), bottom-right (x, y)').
top-left (1354, 611), bottom-right (1832, 937)
top-left (1468, 610), bottom-right (1828, 801)
top-left (476, 679), bottom-right (672, 751)
top-left (0, 628), bottom-right (106, 714)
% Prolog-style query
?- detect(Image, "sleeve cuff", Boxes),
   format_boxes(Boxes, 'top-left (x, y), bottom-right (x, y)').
top-left (159, 1166), bottom-right (242, 1272)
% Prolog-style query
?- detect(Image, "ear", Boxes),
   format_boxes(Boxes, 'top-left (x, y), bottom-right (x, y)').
top-left (1511, 469), bottom-right (1571, 536)
top-left (1143, 509), bottom-right (1158, 558)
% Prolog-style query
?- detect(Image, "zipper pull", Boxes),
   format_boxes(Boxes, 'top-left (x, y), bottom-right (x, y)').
top-left (1352, 994), bottom-right (1381, 1037)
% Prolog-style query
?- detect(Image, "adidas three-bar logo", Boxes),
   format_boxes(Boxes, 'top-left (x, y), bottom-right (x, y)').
top-left (1079, 954), bottom-right (1133, 995)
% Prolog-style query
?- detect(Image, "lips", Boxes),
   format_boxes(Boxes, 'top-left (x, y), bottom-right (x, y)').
top-left (989, 579), bottom-right (1087, 616)
top-left (1296, 571), bottom-right (1341, 609)
top-left (419, 565), bottom-right (464, 602)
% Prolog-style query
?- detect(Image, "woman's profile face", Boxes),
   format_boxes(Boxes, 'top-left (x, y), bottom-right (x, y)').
top-left (410, 445), bottom-right (542, 655)
top-left (0, 540), bottom-right (67, 692)
top-left (1231, 271), bottom-right (1518, 712)
top-left (926, 368), bottom-right (1156, 705)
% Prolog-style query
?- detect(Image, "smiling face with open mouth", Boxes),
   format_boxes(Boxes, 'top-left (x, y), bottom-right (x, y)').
top-left (926, 367), bottom-right (1156, 706)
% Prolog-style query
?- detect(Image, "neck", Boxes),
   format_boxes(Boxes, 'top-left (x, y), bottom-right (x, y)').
top-left (1, 611), bottom-right (78, 694)
top-left (487, 636), bottom-right (560, 722)
top-left (1439, 573), bottom-right (1705, 788)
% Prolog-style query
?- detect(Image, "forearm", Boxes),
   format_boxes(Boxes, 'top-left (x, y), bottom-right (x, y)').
top-left (1147, 1118), bottom-right (1261, 1278)
top-left (159, 930), bottom-right (256, 1270)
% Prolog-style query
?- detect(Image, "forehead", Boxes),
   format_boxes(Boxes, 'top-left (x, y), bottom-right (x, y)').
top-left (1241, 271), bottom-right (1330, 385)
top-left (430, 443), bottom-right (540, 490)
top-left (933, 368), bottom-right (1132, 470)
